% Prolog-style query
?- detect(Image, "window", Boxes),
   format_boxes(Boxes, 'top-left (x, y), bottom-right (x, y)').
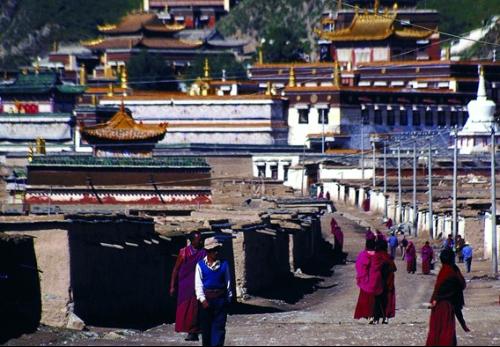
top-left (450, 111), bottom-right (459, 126)
top-left (298, 109), bottom-right (309, 124)
top-left (318, 109), bottom-right (329, 124)
top-left (425, 109), bottom-right (434, 126)
top-left (257, 166), bottom-right (266, 178)
top-left (361, 108), bottom-right (370, 125)
top-left (387, 110), bottom-right (395, 126)
top-left (438, 111), bottom-right (446, 126)
top-left (413, 110), bottom-right (421, 126)
top-left (400, 109), bottom-right (409, 126)
top-left (270, 165), bottom-right (278, 180)
top-left (461, 111), bottom-right (469, 126)
top-left (283, 165), bottom-right (290, 182)
top-left (375, 109), bottom-right (383, 125)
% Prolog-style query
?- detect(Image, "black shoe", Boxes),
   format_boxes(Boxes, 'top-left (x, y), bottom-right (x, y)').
top-left (185, 333), bottom-right (199, 342)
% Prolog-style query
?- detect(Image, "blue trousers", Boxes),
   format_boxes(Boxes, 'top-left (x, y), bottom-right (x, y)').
top-left (390, 246), bottom-right (397, 259)
top-left (200, 298), bottom-right (228, 347)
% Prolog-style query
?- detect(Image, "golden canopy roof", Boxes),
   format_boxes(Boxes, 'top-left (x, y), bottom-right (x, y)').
top-left (316, 10), bottom-right (434, 42)
top-left (81, 103), bottom-right (167, 142)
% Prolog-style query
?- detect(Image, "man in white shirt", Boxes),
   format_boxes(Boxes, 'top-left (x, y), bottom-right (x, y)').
top-left (195, 237), bottom-right (232, 347)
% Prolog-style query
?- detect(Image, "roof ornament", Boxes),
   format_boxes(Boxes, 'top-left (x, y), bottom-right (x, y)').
top-left (477, 65), bottom-right (487, 99)
top-left (121, 66), bottom-right (128, 96)
top-left (107, 83), bottom-right (114, 97)
top-left (258, 47), bottom-right (264, 64)
top-left (393, 2), bottom-right (398, 14)
top-left (374, 0), bottom-right (380, 15)
top-left (355, 5), bottom-right (359, 16)
top-left (203, 58), bottom-right (211, 81)
top-left (333, 61), bottom-right (341, 87)
top-left (80, 64), bottom-right (87, 86)
top-left (288, 66), bottom-right (296, 88)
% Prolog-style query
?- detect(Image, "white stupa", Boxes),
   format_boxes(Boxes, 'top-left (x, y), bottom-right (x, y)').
top-left (457, 66), bottom-right (499, 154)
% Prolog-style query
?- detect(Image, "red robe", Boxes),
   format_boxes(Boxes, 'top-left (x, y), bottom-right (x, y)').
top-left (354, 250), bottom-right (383, 319)
top-left (378, 251), bottom-right (397, 319)
top-left (426, 264), bottom-right (467, 347)
top-left (421, 245), bottom-right (434, 275)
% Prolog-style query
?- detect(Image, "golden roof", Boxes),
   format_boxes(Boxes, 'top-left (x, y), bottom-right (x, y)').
top-left (81, 103), bottom-right (167, 142)
top-left (83, 37), bottom-right (203, 50)
top-left (97, 13), bottom-right (186, 35)
top-left (316, 11), bottom-right (434, 42)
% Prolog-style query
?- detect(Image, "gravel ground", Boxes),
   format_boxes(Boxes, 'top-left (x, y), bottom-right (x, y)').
top-left (5, 209), bottom-right (500, 346)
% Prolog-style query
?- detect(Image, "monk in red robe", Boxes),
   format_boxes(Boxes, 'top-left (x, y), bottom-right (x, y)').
top-left (374, 240), bottom-right (397, 324)
top-left (354, 239), bottom-right (383, 324)
top-left (405, 241), bottom-right (417, 274)
top-left (426, 249), bottom-right (470, 346)
top-left (170, 231), bottom-right (207, 342)
top-left (421, 242), bottom-right (434, 275)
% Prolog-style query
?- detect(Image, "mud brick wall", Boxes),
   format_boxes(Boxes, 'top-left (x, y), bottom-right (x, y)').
top-left (0, 236), bottom-right (41, 343)
top-left (67, 215), bottom-right (185, 329)
top-left (232, 229), bottom-right (291, 297)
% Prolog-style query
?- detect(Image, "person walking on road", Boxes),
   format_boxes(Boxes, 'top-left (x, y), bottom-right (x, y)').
top-left (170, 231), bottom-right (206, 342)
top-left (195, 237), bottom-right (232, 347)
top-left (400, 236), bottom-right (409, 260)
top-left (405, 241), bottom-right (417, 274)
top-left (421, 242), bottom-right (434, 275)
top-left (462, 244), bottom-right (473, 274)
top-left (388, 233), bottom-right (399, 260)
top-left (374, 240), bottom-right (397, 324)
top-left (426, 249), bottom-right (470, 346)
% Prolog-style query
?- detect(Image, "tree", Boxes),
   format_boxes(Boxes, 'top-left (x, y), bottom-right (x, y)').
top-left (260, 23), bottom-right (310, 63)
top-left (127, 50), bottom-right (178, 91)
top-left (183, 54), bottom-right (248, 83)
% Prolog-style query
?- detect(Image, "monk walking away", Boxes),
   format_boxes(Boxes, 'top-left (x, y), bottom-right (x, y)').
top-left (170, 231), bottom-right (206, 342)
top-left (374, 240), bottom-right (397, 324)
top-left (405, 241), bottom-right (417, 274)
top-left (195, 237), bottom-right (232, 347)
top-left (421, 242), bottom-right (434, 275)
top-left (354, 239), bottom-right (383, 324)
top-left (426, 249), bottom-right (470, 347)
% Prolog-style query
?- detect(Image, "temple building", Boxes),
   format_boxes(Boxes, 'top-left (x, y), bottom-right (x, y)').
top-left (25, 105), bottom-right (212, 206)
top-left (148, 0), bottom-right (234, 29)
top-left (316, 1), bottom-right (440, 65)
top-left (457, 67), bottom-right (500, 154)
top-left (0, 71), bottom-right (85, 153)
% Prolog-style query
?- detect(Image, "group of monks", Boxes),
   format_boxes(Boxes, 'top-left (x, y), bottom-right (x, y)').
top-left (354, 232), bottom-right (397, 325)
top-left (352, 223), bottom-right (469, 346)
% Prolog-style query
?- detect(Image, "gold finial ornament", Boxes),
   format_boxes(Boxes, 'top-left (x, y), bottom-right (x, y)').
top-left (107, 83), bottom-right (114, 97)
top-left (288, 66), bottom-right (296, 87)
top-left (479, 65), bottom-right (485, 77)
top-left (374, 0), bottom-right (380, 15)
top-left (203, 58), bottom-right (210, 80)
top-left (258, 48), bottom-right (264, 65)
top-left (265, 81), bottom-right (272, 96)
top-left (121, 66), bottom-right (128, 96)
top-left (355, 5), bottom-right (359, 16)
top-left (393, 2), bottom-right (398, 13)
top-left (36, 138), bottom-right (46, 155)
top-left (80, 64), bottom-right (87, 86)
top-left (333, 61), bottom-right (341, 87)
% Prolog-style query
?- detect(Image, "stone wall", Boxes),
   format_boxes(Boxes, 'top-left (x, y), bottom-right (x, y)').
top-left (0, 235), bottom-right (41, 343)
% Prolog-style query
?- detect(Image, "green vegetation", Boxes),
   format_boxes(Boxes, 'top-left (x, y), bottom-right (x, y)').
top-left (0, 0), bottom-right (142, 69)
top-left (418, 0), bottom-right (500, 35)
top-left (127, 50), bottom-right (178, 91)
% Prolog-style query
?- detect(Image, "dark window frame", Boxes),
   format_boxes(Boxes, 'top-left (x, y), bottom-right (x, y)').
top-left (298, 108), bottom-right (310, 124)
top-left (318, 108), bottom-right (329, 125)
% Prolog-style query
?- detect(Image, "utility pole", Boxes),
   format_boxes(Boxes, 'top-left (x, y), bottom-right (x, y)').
top-left (453, 127), bottom-right (459, 239)
top-left (384, 142), bottom-right (388, 219)
top-left (398, 143), bottom-right (402, 224)
top-left (428, 140), bottom-right (434, 239)
top-left (322, 110), bottom-right (326, 155)
top-left (491, 127), bottom-right (498, 275)
top-left (372, 141), bottom-right (376, 188)
top-left (413, 140), bottom-right (418, 237)
top-left (361, 123), bottom-right (365, 180)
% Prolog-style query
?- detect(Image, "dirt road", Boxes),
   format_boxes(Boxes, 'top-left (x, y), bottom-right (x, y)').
top-left (6, 210), bottom-right (500, 346)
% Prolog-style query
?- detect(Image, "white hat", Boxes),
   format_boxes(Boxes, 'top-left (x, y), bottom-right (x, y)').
top-left (204, 237), bottom-right (223, 250)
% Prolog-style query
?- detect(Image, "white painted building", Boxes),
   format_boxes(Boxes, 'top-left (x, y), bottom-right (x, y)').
top-left (99, 94), bottom-right (288, 146)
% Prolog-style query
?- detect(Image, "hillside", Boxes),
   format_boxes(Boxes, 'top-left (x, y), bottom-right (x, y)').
top-left (0, 0), bottom-right (141, 69)
top-left (218, 0), bottom-right (500, 61)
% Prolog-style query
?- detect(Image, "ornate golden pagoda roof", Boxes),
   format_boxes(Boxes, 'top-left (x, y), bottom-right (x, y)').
top-left (316, 9), bottom-right (434, 42)
top-left (98, 13), bottom-right (186, 35)
top-left (83, 37), bottom-right (203, 50)
top-left (81, 103), bottom-right (167, 142)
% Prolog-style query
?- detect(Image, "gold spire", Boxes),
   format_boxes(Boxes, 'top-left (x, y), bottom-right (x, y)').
top-left (121, 66), bottom-right (128, 96)
top-left (203, 58), bottom-right (210, 80)
top-left (107, 83), bottom-right (114, 97)
top-left (258, 47), bottom-right (264, 65)
top-left (288, 66), bottom-right (296, 87)
top-left (265, 81), bottom-right (272, 96)
top-left (333, 61), bottom-right (341, 87)
top-left (479, 65), bottom-right (485, 77)
top-left (374, 0), bottom-right (380, 14)
top-left (80, 64), bottom-right (87, 86)
top-left (393, 2), bottom-right (398, 13)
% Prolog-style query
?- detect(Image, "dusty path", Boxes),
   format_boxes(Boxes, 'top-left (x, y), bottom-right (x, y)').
top-left (6, 210), bottom-right (500, 346)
